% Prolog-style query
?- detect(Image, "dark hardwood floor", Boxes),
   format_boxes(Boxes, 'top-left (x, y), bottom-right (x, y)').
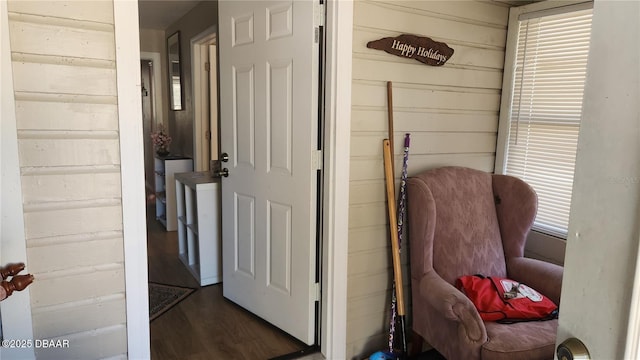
top-left (146, 205), bottom-right (308, 359)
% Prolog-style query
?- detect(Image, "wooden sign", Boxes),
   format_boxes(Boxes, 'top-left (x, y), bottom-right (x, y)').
top-left (367, 34), bottom-right (454, 66)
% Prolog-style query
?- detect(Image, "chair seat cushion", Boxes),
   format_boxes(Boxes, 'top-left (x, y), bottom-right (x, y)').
top-left (482, 319), bottom-right (558, 360)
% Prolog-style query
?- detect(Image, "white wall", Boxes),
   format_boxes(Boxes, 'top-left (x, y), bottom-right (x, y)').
top-left (347, 1), bottom-right (510, 357)
top-left (557, 1), bottom-right (640, 358)
top-left (6, 1), bottom-right (127, 358)
top-left (140, 28), bottom-right (164, 53)
top-left (165, 1), bottom-right (218, 158)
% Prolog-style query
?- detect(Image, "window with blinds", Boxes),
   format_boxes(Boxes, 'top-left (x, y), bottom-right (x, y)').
top-left (504, 4), bottom-right (593, 239)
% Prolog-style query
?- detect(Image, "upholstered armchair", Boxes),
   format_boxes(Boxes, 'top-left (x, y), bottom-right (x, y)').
top-left (407, 166), bottom-right (563, 360)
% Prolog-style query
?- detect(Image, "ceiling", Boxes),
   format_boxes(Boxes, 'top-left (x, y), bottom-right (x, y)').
top-left (138, 0), bottom-right (202, 30)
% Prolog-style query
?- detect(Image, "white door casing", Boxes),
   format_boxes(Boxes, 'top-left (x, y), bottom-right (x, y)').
top-left (1, 1), bottom-right (35, 357)
top-left (219, 0), bottom-right (319, 345)
top-left (113, 1), bottom-right (151, 358)
top-left (319, 1), bottom-right (352, 356)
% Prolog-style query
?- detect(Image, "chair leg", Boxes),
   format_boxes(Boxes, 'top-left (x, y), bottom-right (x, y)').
top-left (409, 331), bottom-right (425, 357)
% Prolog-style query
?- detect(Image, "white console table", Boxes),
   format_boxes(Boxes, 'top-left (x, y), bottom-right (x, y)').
top-left (175, 171), bottom-right (221, 286)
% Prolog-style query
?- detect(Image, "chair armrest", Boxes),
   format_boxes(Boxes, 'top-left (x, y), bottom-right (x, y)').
top-left (507, 257), bottom-right (563, 305)
top-left (419, 271), bottom-right (487, 342)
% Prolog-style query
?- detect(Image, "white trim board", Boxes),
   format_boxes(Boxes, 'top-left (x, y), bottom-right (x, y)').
top-left (0, 1), bottom-right (35, 357)
top-left (321, 1), bottom-right (353, 358)
top-left (524, 231), bottom-right (566, 266)
top-left (113, 1), bottom-right (151, 358)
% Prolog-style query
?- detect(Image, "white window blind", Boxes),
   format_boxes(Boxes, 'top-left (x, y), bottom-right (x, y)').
top-left (505, 5), bottom-right (593, 239)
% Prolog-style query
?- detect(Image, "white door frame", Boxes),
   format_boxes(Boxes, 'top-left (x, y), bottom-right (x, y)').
top-left (191, 26), bottom-right (217, 172)
top-left (0, 2), bottom-right (36, 358)
top-left (115, 1), bottom-right (353, 358)
top-left (320, 0), bottom-right (352, 358)
top-left (113, 2), bottom-right (150, 359)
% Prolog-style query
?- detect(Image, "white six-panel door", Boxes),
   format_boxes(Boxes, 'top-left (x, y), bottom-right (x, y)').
top-left (219, 0), bottom-right (319, 345)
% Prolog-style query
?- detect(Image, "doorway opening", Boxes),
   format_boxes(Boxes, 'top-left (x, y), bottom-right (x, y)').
top-left (192, 26), bottom-right (218, 172)
top-left (139, 53), bottom-right (163, 195)
top-left (138, 5), bottom-right (315, 359)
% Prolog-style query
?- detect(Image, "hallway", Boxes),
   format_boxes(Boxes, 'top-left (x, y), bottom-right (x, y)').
top-left (146, 206), bottom-right (308, 359)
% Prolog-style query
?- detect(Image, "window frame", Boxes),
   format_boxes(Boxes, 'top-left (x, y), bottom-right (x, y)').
top-left (494, 0), bottom-right (593, 265)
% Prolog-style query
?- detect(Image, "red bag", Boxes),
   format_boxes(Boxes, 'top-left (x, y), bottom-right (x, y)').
top-left (456, 275), bottom-right (558, 323)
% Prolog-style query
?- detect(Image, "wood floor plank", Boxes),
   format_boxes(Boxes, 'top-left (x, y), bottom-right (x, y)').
top-left (146, 205), bottom-right (307, 359)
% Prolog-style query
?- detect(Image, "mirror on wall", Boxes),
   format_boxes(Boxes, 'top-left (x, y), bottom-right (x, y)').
top-left (167, 31), bottom-right (183, 111)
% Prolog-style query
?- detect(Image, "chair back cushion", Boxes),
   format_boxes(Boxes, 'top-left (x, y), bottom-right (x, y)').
top-left (408, 167), bottom-right (507, 285)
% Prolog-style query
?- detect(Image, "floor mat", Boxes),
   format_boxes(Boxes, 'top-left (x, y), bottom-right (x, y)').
top-left (149, 282), bottom-right (196, 321)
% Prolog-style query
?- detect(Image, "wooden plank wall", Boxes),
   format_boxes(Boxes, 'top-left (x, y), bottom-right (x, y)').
top-left (7, 1), bottom-right (127, 359)
top-left (347, 1), bottom-right (509, 358)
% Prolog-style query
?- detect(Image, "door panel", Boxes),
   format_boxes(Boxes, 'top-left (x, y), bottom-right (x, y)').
top-left (233, 65), bottom-right (255, 168)
top-left (208, 44), bottom-right (218, 161)
top-left (235, 193), bottom-right (255, 278)
top-left (219, 0), bottom-right (318, 345)
top-left (268, 60), bottom-right (293, 174)
top-left (268, 201), bottom-right (291, 293)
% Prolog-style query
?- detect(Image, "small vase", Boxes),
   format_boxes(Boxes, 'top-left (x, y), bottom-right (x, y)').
top-left (156, 148), bottom-right (170, 157)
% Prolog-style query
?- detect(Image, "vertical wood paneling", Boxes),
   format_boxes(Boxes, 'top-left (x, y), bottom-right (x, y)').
top-left (7, 1), bottom-right (115, 24)
top-left (347, 1), bottom-right (509, 358)
top-left (353, 1), bottom-right (507, 47)
top-left (30, 267), bottom-right (125, 308)
top-left (17, 138), bottom-right (121, 167)
top-left (7, 0), bottom-right (127, 358)
top-left (27, 237), bottom-right (124, 274)
top-left (8, 17), bottom-right (115, 60)
top-left (12, 62), bottom-right (117, 96)
top-left (20, 172), bottom-right (122, 203)
top-left (15, 100), bottom-right (119, 131)
top-left (34, 324), bottom-right (127, 360)
top-left (32, 296), bottom-right (126, 339)
top-left (23, 204), bottom-right (123, 240)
